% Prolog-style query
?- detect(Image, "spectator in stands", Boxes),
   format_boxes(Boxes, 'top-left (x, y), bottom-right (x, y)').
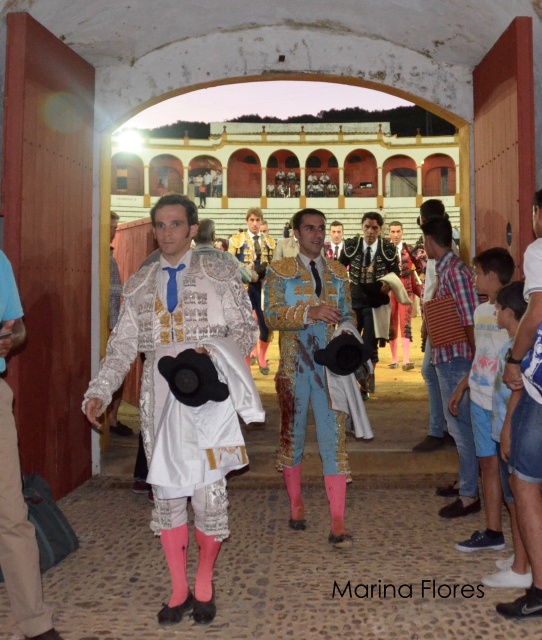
top-left (283, 221), bottom-right (292, 238)
top-left (214, 170), bottom-right (223, 198)
top-left (204, 170), bottom-right (212, 197)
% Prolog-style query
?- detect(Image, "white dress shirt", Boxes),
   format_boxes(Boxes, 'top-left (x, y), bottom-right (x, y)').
top-left (362, 240), bottom-right (377, 263)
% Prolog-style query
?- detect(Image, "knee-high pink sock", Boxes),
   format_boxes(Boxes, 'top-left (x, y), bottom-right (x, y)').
top-left (324, 475), bottom-right (347, 536)
top-left (258, 339), bottom-right (270, 369)
top-left (160, 525), bottom-right (189, 607)
top-left (194, 528), bottom-right (221, 603)
top-left (245, 355), bottom-right (252, 369)
top-left (402, 337), bottom-right (411, 365)
top-left (389, 339), bottom-right (398, 364)
top-left (283, 464), bottom-right (304, 520)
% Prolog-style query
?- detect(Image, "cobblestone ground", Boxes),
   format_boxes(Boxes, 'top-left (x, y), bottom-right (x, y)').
top-left (1, 479), bottom-right (540, 640)
top-left (4, 319), bottom-right (535, 638)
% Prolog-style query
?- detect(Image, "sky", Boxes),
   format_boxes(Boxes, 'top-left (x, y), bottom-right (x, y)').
top-left (120, 81), bottom-right (413, 130)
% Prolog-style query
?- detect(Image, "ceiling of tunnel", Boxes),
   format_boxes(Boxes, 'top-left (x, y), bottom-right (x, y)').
top-left (1, 0), bottom-right (541, 71)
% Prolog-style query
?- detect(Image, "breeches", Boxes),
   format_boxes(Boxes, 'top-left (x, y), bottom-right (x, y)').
top-left (389, 292), bottom-right (413, 341)
top-left (158, 478), bottom-right (230, 538)
top-left (354, 305), bottom-right (378, 362)
top-left (276, 367), bottom-right (349, 477)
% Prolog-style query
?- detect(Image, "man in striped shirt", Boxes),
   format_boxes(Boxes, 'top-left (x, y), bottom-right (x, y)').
top-left (421, 217), bottom-right (480, 519)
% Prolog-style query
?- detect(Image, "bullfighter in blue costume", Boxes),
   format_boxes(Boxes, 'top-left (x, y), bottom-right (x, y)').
top-left (264, 208), bottom-right (372, 549)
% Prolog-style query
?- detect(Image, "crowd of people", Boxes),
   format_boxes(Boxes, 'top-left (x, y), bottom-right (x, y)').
top-left (3, 191), bottom-right (542, 637)
top-left (265, 169), bottom-right (362, 198)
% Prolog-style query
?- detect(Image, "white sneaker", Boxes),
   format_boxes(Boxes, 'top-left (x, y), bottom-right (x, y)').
top-left (481, 568), bottom-right (532, 589)
top-left (496, 554), bottom-right (514, 571)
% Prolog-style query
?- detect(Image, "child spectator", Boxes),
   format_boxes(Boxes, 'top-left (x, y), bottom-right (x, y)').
top-left (481, 281), bottom-right (531, 588)
top-left (448, 247), bottom-right (515, 551)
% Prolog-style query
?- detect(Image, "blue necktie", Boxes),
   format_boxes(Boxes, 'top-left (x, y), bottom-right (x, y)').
top-left (163, 264), bottom-right (186, 313)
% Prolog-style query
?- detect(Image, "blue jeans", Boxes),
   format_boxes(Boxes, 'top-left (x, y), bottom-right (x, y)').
top-left (421, 337), bottom-right (446, 438)
top-left (435, 357), bottom-right (479, 498)
top-left (509, 389), bottom-right (542, 484)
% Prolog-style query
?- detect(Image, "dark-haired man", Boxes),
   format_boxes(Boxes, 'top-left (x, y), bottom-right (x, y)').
top-left (229, 207), bottom-right (275, 374)
top-left (421, 216), bottom-right (480, 519)
top-left (324, 220), bottom-right (344, 260)
top-left (412, 199), bottom-right (452, 453)
top-left (265, 208), bottom-right (371, 549)
top-left (83, 194), bottom-right (259, 626)
top-left (340, 211), bottom-right (399, 368)
top-left (387, 220), bottom-right (423, 370)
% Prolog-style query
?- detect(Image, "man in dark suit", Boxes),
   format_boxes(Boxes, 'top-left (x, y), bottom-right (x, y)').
top-left (340, 211), bottom-right (399, 365)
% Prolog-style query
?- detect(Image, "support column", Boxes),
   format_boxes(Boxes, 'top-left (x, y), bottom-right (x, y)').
top-left (221, 166), bottom-right (228, 208)
top-left (261, 167), bottom-right (266, 197)
top-left (300, 167), bottom-right (306, 196)
top-left (222, 167), bottom-right (228, 197)
top-left (416, 164), bottom-right (423, 207)
top-left (454, 163), bottom-right (460, 207)
top-left (338, 166), bottom-right (345, 209)
top-left (183, 166), bottom-right (189, 196)
top-left (377, 166), bottom-right (384, 208)
top-left (143, 165), bottom-right (150, 207)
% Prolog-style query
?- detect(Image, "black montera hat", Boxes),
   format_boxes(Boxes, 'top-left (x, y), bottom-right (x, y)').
top-left (314, 333), bottom-right (367, 376)
top-left (158, 349), bottom-right (229, 407)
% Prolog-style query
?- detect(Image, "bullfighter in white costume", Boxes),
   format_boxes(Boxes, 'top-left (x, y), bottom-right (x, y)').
top-left (83, 195), bottom-right (260, 627)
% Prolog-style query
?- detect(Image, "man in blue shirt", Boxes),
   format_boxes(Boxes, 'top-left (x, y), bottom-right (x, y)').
top-left (0, 250), bottom-right (63, 640)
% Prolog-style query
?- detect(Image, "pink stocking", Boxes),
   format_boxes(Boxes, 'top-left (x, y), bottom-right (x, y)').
top-left (402, 337), bottom-right (411, 365)
top-left (245, 355), bottom-right (252, 369)
top-left (324, 475), bottom-right (347, 536)
top-left (160, 525), bottom-right (189, 607)
top-left (194, 528), bottom-right (221, 603)
top-left (389, 339), bottom-right (398, 364)
top-left (258, 339), bottom-right (270, 369)
top-left (283, 464), bottom-right (304, 520)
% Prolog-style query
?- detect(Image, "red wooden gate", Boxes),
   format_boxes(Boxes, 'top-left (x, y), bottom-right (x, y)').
top-left (473, 17), bottom-right (535, 272)
top-left (2, 13), bottom-right (95, 498)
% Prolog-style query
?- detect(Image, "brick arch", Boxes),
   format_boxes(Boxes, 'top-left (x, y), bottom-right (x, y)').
top-left (265, 149), bottom-right (300, 197)
top-left (111, 152), bottom-right (144, 196)
top-left (344, 149), bottom-right (378, 198)
top-left (149, 153), bottom-right (183, 196)
top-left (422, 153), bottom-right (456, 197)
top-left (383, 155), bottom-right (417, 198)
top-left (228, 148), bottom-right (261, 198)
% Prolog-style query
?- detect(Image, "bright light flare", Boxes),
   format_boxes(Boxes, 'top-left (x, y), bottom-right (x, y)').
top-left (115, 129), bottom-right (144, 152)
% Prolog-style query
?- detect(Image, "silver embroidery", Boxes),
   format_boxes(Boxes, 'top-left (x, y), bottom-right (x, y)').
top-left (204, 478), bottom-right (230, 541)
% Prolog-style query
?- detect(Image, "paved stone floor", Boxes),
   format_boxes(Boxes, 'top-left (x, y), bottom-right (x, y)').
top-left (3, 318), bottom-right (541, 638)
top-left (1, 480), bottom-right (540, 639)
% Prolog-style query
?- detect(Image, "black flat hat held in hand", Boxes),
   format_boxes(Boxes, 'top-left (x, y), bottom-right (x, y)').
top-left (158, 349), bottom-right (229, 407)
top-left (314, 333), bottom-right (367, 376)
